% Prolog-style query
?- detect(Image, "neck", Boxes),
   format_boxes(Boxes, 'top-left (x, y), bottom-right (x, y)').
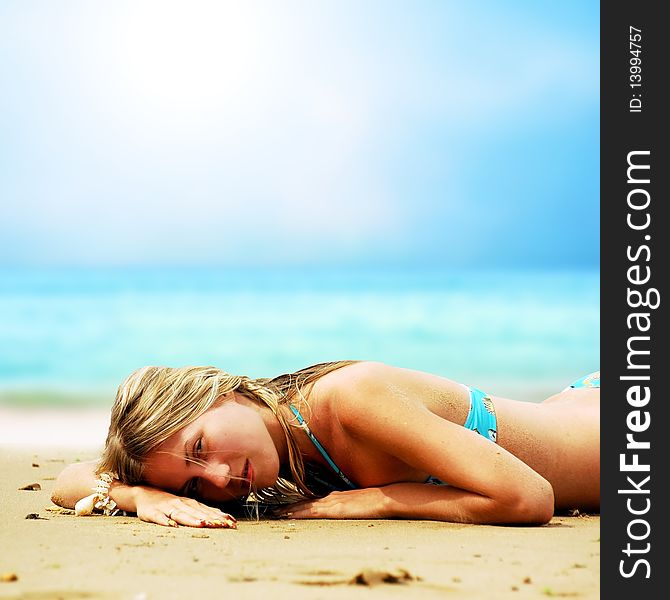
top-left (249, 392), bottom-right (327, 472)
top-left (265, 404), bottom-right (292, 466)
top-left (279, 399), bottom-right (332, 464)
top-left (273, 402), bottom-right (320, 466)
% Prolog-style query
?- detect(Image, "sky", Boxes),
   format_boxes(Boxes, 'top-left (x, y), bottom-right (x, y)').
top-left (0, 1), bottom-right (600, 270)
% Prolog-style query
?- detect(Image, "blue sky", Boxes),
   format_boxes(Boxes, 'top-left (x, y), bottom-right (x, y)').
top-left (0, 1), bottom-right (599, 269)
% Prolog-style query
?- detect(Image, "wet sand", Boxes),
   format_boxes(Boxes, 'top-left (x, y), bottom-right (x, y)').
top-left (0, 409), bottom-right (600, 599)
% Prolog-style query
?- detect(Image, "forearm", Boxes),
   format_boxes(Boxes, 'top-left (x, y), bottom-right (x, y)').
top-left (51, 461), bottom-right (238, 528)
top-left (279, 479), bottom-right (554, 524)
top-left (378, 482), bottom-right (554, 525)
top-left (51, 460), bottom-right (139, 513)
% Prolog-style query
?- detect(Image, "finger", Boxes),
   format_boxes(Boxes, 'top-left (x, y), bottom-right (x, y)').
top-left (143, 510), bottom-right (179, 528)
top-left (184, 501), bottom-right (238, 524)
top-left (215, 510), bottom-right (237, 524)
top-left (172, 503), bottom-right (237, 525)
top-left (189, 508), bottom-right (236, 524)
top-left (196, 510), bottom-right (238, 529)
top-left (205, 516), bottom-right (238, 529)
top-left (166, 507), bottom-right (207, 528)
top-left (170, 507), bottom-right (237, 529)
top-left (201, 511), bottom-right (237, 528)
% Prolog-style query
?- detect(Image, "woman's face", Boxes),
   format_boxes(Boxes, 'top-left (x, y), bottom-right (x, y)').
top-left (143, 394), bottom-right (281, 502)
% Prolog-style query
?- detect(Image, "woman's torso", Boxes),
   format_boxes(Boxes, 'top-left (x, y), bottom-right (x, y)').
top-left (300, 362), bottom-right (600, 510)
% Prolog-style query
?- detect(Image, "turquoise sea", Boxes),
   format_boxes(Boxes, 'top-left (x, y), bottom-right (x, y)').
top-left (0, 267), bottom-right (599, 406)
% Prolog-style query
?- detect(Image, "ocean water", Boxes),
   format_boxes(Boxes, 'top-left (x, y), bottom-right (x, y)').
top-left (0, 267), bottom-right (599, 406)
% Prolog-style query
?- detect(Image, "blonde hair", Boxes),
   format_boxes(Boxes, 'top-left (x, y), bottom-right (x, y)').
top-left (98, 361), bottom-right (357, 504)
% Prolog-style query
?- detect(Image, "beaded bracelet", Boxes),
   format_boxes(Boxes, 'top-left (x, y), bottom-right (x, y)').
top-left (74, 472), bottom-right (120, 516)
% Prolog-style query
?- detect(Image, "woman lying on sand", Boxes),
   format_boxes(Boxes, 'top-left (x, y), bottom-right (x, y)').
top-left (52, 361), bottom-right (600, 528)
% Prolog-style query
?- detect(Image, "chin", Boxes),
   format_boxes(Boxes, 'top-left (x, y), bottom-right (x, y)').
top-left (256, 456), bottom-right (280, 489)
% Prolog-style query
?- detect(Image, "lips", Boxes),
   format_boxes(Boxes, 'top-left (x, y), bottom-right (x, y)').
top-left (243, 460), bottom-right (253, 494)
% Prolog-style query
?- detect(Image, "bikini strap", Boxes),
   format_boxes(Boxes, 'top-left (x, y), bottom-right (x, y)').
top-left (288, 404), bottom-right (357, 489)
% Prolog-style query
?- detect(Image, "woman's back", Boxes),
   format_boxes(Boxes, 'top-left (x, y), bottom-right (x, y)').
top-left (494, 391), bottom-right (600, 509)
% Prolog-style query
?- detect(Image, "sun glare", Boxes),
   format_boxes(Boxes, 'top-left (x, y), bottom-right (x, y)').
top-left (115, 1), bottom-right (265, 115)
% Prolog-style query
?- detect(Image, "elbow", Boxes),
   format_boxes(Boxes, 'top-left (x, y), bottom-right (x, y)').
top-left (50, 470), bottom-right (70, 508)
top-left (50, 462), bottom-right (87, 509)
top-left (50, 490), bottom-right (66, 508)
top-left (518, 498), bottom-right (554, 525)
top-left (513, 480), bottom-right (555, 525)
top-left (492, 477), bottom-right (554, 525)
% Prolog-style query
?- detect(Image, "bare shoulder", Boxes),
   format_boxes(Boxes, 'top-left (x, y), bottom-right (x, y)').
top-left (312, 361), bottom-right (400, 400)
top-left (310, 361), bottom-right (428, 430)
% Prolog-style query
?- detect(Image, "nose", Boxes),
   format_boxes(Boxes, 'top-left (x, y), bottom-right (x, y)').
top-left (201, 460), bottom-right (231, 490)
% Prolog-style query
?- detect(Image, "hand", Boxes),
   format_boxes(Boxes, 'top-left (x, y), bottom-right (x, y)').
top-left (274, 488), bottom-right (389, 520)
top-left (132, 485), bottom-right (237, 528)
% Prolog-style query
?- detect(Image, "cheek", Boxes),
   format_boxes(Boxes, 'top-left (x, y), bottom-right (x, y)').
top-left (231, 410), bottom-right (269, 445)
top-left (142, 458), bottom-right (182, 492)
top-left (258, 431), bottom-right (281, 481)
top-left (208, 418), bottom-right (261, 456)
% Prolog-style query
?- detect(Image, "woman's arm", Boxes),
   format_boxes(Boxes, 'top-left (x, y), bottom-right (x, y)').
top-left (51, 461), bottom-right (88, 508)
top-left (380, 481), bottom-right (553, 524)
top-left (52, 460), bottom-right (160, 518)
top-left (301, 362), bottom-right (555, 524)
top-left (277, 481), bottom-right (552, 524)
top-left (51, 460), bottom-right (237, 528)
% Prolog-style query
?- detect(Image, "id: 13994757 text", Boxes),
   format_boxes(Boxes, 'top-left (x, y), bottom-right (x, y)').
top-left (629, 26), bottom-right (643, 113)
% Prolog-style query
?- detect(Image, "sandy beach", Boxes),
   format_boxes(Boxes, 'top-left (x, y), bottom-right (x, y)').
top-left (0, 409), bottom-right (600, 600)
